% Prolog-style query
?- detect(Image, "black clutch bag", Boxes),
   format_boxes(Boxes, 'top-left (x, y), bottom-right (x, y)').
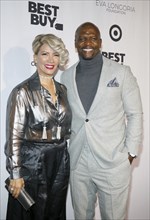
top-left (5, 177), bottom-right (35, 211)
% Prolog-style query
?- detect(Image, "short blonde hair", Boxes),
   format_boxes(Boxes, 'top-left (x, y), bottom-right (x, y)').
top-left (32, 34), bottom-right (69, 69)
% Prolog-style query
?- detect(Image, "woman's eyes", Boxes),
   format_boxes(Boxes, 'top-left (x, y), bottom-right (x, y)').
top-left (41, 52), bottom-right (59, 57)
top-left (42, 52), bottom-right (48, 55)
top-left (54, 53), bottom-right (59, 57)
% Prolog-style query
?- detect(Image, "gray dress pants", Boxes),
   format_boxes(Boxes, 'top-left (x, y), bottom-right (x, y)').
top-left (70, 144), bottom-right (131, 220)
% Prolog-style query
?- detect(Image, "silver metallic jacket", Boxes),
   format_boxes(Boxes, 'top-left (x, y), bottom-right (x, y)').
top-left (5, 72), bottom-right (72, 179)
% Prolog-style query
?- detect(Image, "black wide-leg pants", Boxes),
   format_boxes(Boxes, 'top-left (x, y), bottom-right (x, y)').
top-left (6, 140), bottom-right (70, 220)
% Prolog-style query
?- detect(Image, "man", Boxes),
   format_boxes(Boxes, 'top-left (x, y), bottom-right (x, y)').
top-left (61, 22), bottom-right (143, 220)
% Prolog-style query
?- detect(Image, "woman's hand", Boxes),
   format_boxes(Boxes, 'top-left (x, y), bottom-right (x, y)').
top-left (9, 178), bottom-right (25, 198)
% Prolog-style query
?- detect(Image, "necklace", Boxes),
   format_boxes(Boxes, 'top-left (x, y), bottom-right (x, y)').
top-left (41, 81), bottom-right (61, 140)
top-left (39, 73), bottom-right (53, 79)
top-left (52, 79), bottom-right (57, 98)
top-left (41, 87), bottom-right (47, 140)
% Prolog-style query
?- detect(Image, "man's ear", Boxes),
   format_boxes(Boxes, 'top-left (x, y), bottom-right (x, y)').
top-left (99, 38), bottom-right (102, 49)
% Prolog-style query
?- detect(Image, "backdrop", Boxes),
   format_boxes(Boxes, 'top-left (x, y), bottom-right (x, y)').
top-left (0, 1), bottom-right (149, 219)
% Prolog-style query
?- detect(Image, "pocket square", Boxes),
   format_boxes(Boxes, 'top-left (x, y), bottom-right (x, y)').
top-left (107, 77), bottom-right (119, 87)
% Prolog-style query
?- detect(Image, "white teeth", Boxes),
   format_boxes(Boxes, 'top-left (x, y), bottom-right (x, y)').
top-left (83, 49), bottom-right (93, 52)
top-left (45, 65), bottom-right (54, 69)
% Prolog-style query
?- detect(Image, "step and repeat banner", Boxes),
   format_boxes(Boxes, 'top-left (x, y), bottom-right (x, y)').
top-left (1, 1), bottom-right (149, 219)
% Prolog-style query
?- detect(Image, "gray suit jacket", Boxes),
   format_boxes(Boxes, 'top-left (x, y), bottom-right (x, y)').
top-left (61, 56), bottom-right (143, 170)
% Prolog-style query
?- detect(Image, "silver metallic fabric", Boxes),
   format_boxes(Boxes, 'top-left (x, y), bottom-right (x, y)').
top-left (5, 72), bottom-right (72, 179)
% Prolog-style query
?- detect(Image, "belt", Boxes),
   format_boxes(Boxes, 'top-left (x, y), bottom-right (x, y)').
top-left (47, 138), bottom-right (65, 144)
top-left (24, 138), bottom-right (65, 145)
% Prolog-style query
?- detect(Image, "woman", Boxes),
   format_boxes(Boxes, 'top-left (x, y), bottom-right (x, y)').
top-left (5, 34), bottom-right (72, 220)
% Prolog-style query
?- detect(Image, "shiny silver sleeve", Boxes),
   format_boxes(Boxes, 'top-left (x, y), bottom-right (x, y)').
top-left (5, 88), bottom-right (27, 179)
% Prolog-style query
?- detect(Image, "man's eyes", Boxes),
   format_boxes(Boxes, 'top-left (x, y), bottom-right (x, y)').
top-left (79, 37), bottom-right (97, 42)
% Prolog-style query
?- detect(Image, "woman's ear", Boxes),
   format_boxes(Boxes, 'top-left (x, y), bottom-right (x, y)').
top-left (33, 54), bottom-right (37, 63)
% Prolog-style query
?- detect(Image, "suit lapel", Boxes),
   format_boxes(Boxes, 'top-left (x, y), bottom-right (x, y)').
top-left (88, 57), bottom-right (111, 114)
top-left (70, 63), bottom-right (86, 114)
top-left (70, 58), bottom-right (112, 115)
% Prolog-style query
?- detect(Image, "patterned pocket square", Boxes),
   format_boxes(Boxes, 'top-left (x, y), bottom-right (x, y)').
top-left (107, 77), bottom-right (119, 87)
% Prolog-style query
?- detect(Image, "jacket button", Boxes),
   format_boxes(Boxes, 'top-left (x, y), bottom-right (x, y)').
top-left (85, 119), bottom-right (89, 122)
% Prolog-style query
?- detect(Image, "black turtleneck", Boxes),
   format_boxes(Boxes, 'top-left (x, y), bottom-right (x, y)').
top-left (76, 53), bottom-right (103, 114)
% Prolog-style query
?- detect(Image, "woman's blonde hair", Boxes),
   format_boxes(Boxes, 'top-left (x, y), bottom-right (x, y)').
top-left (32, 34), bottom-right (69, 69)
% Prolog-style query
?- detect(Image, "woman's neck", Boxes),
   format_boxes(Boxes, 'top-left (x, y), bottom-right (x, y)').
top-left (39, 76), bottom-right (57, 105)
top-left (39, 73), bottom-right (53, 79)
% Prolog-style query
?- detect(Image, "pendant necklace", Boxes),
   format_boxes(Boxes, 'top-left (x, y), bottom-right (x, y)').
top-left (41, 80), bottom-right (61, 140)
top-left (41, 88), bottom-right (48, 140)
top-left (52, 80), bottom-right (61, 140)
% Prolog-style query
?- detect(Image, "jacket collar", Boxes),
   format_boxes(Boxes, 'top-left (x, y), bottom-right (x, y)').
top-left (28, 71), bottom-right (41, 91)
top-left (28, 71), bottom-right (63, 94)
